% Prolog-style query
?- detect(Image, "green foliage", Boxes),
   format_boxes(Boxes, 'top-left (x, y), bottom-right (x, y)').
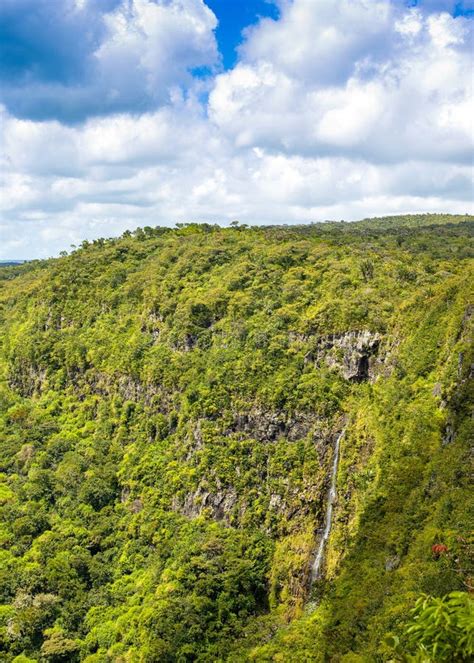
top-left (386, 592), bottom-right (474, 661)
top-left (0, 215), bottom-right (472, 661)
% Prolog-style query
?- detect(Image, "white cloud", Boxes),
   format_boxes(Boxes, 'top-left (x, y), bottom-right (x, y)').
top-left (209, 1), bottom-right (473, 164)
top-left (427, 11), bottom-right (468, 46)
top-left (96, 0), bottom-right (218, 102)
top-left (240, 0), bottom-right (394, 85)
top-left (0, 0), bottom-right (473, 259)
top-left (0, 0), bottom-right (219, 121)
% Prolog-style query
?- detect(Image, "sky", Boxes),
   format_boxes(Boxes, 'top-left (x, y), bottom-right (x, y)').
top-left (0, 0), bottom-right (473, 259)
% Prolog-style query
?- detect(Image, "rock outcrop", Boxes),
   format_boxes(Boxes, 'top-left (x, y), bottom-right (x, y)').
top-left (306, 330), bottom-right (383, 382)
top-left (179, 485), bottom-right (239, 522)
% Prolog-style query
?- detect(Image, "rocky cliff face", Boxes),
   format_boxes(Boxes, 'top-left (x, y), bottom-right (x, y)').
top-left (305, 330), bottom-right (383, 382)
top-left (177, 483), bottom-right (239, 522)
top-left (170, 331), bottom-right (385, 527)
top-left (227, 407), bottom-right (319, 443)
top-left (172, 410), bottom-right (337, 528)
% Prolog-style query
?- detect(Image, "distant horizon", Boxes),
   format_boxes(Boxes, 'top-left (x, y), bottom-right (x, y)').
top-left (2, 211), bottom-right (472, 262)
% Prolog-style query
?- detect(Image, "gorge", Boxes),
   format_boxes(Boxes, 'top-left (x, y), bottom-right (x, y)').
top-left (0, 214), bottom-right (472, 662)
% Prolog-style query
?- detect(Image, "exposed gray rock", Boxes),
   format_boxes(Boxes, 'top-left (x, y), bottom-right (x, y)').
top-left (443, 422), bottom-right (456, 446)
top-left (84, 371), bottom-right (170, 409)
top-left (305, 330), bottom-right (383, 382)
top-left (179, 484), bottom-right (238, 522)
top-left (269, 493), bottom-right (283, 509)
top-left (176, 421), bottom-right (337, 529)
top-left (385, 555), bottom-right (401, 571)
top-left (227, 407), bottom-right (319, 443)
top-left (8, 362), bottom-right (47, 396)
top-left (130, 498), bottom-right (143, 514)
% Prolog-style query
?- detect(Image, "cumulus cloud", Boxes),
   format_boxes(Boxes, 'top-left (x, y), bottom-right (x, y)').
top-left (0, 0), bottom-right (472, 258)
top-left (210, 1), bottom-right (472, 164)
top-left (0, 0), bottom-right (218, 121)
top-left (239, 0), bottom-right (393, 85)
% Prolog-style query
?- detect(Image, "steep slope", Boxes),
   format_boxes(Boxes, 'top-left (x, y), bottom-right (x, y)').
top-left (0, 215), bottom-right (472, 662)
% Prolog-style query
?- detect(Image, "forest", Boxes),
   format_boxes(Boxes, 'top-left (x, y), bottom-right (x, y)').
top-left (0, 214), bottom-right (472, 661)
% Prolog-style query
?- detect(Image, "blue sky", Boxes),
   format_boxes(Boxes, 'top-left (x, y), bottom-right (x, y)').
top-left (0, 0), bottom-right (472, 258)
top-left (1, 0), bottom-right (471, 123)
top-left (0, 0), bottom-right (281, 122)
top-left (205, 1), bottom-right (280, 69)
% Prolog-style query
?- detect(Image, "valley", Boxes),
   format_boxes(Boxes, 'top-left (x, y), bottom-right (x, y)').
top-left (0, 214), bottom-right (472, 662)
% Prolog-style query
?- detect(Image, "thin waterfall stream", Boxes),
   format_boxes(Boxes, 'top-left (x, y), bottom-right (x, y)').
top-left (311, 428), bottom-right (345, 583)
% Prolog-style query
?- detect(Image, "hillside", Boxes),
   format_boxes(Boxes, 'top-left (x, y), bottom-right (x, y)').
top-left (0, 214), bottom-right (473, 662)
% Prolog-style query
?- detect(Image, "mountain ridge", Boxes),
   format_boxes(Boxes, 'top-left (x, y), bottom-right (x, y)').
top-left (0, 214), bottom-right (472, 661)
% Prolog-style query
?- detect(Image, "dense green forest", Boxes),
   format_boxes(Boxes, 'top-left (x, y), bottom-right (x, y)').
top-left (0, 214), bottom-right (472, 662)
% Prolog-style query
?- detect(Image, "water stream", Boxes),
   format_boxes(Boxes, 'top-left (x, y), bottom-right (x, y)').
top-left (311, 428), bottom-right (345, 583)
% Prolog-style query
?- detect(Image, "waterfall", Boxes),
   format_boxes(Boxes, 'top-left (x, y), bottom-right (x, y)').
top-left (311, 428), bottom-right (345, 582)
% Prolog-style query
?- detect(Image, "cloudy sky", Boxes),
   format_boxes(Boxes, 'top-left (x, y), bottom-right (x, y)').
top-left (0, 0), bottom-right (473, 259)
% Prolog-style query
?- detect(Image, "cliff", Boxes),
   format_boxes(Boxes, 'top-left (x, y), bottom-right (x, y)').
top-left (0, 215), bottom-right (472, 661)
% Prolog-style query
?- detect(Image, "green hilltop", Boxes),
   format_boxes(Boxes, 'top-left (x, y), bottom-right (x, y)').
top-left (0, 214), bottom-right (473, 661)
